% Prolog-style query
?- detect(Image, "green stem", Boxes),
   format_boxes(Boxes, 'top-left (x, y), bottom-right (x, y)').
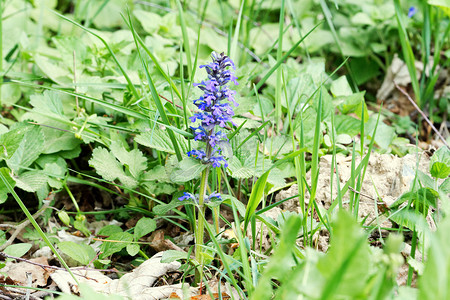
top-left (194, 166), bottom-right (210, 283)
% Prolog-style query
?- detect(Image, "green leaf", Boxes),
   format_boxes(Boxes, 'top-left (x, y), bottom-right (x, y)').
top-left (4, 243), bottom-right (32, 258)
top-left (100, 232), bottom-right (133, 258)
top-left (430, 146), bottom-right (450, 179)
top-left (110, 141), bottom-right (147, 178)
top-left (6, 126), bottom-right (44, 173)
top-left (89, 147), bottom-right (138, 189)
top-left (161, 250), bottom-right (188, 263)
top-left (14, 170), bottom-right (48, 193)
top-left (431, 162), bottom-right (450, 179)
top-left (170, 157), bottom-right (207, 183)
top-left (0, 168), bottom-right (15, 204)
top-left (134, 217), bottom-right (157, 241)
top-left (419, 212), bottom-right (450, 299)
top-left (58, 242), bottom-right (96, 265)
top-left (251, 215), bottom-right (302, 299)
top-left (440, 177), bottom-right (450, 194)
top-left (244, 170), bottom-right (270, 230)
top-left (135, 127), bottom-right (190, 155)
top-left (126, 244), bottom-right (140, 256)
top-left (318, 210), bottom-right (370, 299)
top-left (98, 225), bottom-right (123, 236)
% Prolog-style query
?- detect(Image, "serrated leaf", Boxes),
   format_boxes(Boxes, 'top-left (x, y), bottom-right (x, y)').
top-left (227, 156), bottom-right (255, 179)
top-left (7, 126), bottom-right (44, 172)
top-left (430, 162), bottom-right (450, 179)
top-left (134, 217), bottom-right (156, 240)
top-left (100, 232), bottom-right (133, 258)
top-left (4, 243), bottom-right (32, 258)
top-left (170, 157), bottom-right (206, 183)
top-left (110, 141), bottom-right (147, 178)
top-left (14, 170), bottom-right (48, 193)
top-left (58, 241), bottom-right (96, 265)
top-left (135, 126), bottom-right (189, 154)
top-left (89, 147), bottom-right (138, 189)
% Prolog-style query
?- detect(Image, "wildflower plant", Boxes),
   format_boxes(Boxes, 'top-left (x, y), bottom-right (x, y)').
top-left (180, 52), bottom-right (238, 276)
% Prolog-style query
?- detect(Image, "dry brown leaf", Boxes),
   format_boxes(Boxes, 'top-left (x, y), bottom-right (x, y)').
top-left (4, 256), bottom-right (51, 287)
top-left (51, 252), bottom-right (194, 300)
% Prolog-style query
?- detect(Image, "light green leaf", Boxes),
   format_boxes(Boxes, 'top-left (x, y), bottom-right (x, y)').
top-left (126, 244), bottom-right (140, 256)
top-left (170, 157), bottom-right (206, 183)
top-left (110, 141), bottom-right (147, 178)
top-left (419, 212), bottom-right (450, 299)
top-left (98, 225), bottom-right (123, 236)
top-left (134, 217), bottom-right (157, 241)
top-left (58, 241), bottom-right (96, 265)
top-left (14, 170), bottom-right (48, 193)
top-left (4, 243), bottom-right (32, 258)
top-left (244, 170), bottom-right (270, 230)
top-left (6, 126), bottom-right (44, 173)
top-left (89, 147), bottom-right (138, 189)
top-left (161, 250), bottom-right (188, 263)
top-left (318, 210), bottom-right (370, 298)
top-left (0, 168), bottom-right (15, 204)
top-left (430, 146), bottom-right (450, 179)
top-left (100, 232), bottom-right (133, 258)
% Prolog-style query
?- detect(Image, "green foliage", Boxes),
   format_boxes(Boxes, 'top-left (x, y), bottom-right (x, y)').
top-left (0, 0), bottom-right (448, 299)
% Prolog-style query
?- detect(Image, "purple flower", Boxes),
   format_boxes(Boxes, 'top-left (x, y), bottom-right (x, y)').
top-left (408, 6), bottom-right (417, 18)
top-left (179, 192), bottom-right (196, 201)
top-left (187, 52), bottom-right (238, 169)
top-left (178, 191), bottom-right (223, 202)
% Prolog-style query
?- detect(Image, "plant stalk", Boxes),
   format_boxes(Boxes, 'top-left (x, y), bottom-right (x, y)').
top-left (194, 166), bottom-right (210, 283)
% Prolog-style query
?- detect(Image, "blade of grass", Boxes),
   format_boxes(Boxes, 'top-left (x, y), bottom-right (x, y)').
top-left (176, 0), bottom-right (192, 79)
top-left (53, 10), bottom-right (139, 106)
top-left (128, 11), bottom-right (184, 161)
top-left (275, 0), bottom-right (286, 129)
top-left (244, 170), bottom-right (270, 230)
top-left (250, 22), bottom-right (322, 96)
top-left (230, 0), bottom-right (245, 61)
top-left (319, 0), bottom-right (358, 92)
top-left (393, 0), bottom-right (421, 107)
top-left (0, 171), bottom-right (79, 284)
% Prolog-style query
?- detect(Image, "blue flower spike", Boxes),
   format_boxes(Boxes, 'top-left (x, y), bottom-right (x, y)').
top-left (179, 52), bottom-right (238, 202)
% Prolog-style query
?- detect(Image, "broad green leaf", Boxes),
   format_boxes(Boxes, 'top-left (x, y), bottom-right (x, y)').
top-left (440, 177), bottom-right (450, 194)
top-left (126, 244), bottom-right (140, 256)
top-left (419, 212), bottom-right (450, 299)
top-left (153, 199), bottom-right (183, 215)
top-left (318, 210), bottom-right (370, 298)
top-left (135, 127), bottom-right (190, 155)
top-left (431, 162), bottom-right (450, 179)
top-left (250, 215), bottom-right (302, 300)
top-left (6, 126), bottom-right (44, 172)
top-left (58, 241), bottom-right (96, 265)
top-left (430, 146), bottom-right (450, 179)
top-left (98, 225), bottom-right (123, 236)
top-left (89, 147), bottom-right (138, 189)
top-left (110, 141), bottom-right (147, 178)
top-left (134, 217), bottom-right (156, 240)
top-left (161, 250), bottom-right (188, 263)
top-left (100, 232), bottom-right (133, 258)
top-left (0, 168), bottom-right (15, 204)
top-left (4, 243), bottom-right (32, 258)
top-left (227, 156), bottom-right (255, 179)
top-left (170, 157), bottom-right (206, 183)
top-left (14, 170), bottom-right (48, 193)
top-left (330, 76), bottom-right (353, 96)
